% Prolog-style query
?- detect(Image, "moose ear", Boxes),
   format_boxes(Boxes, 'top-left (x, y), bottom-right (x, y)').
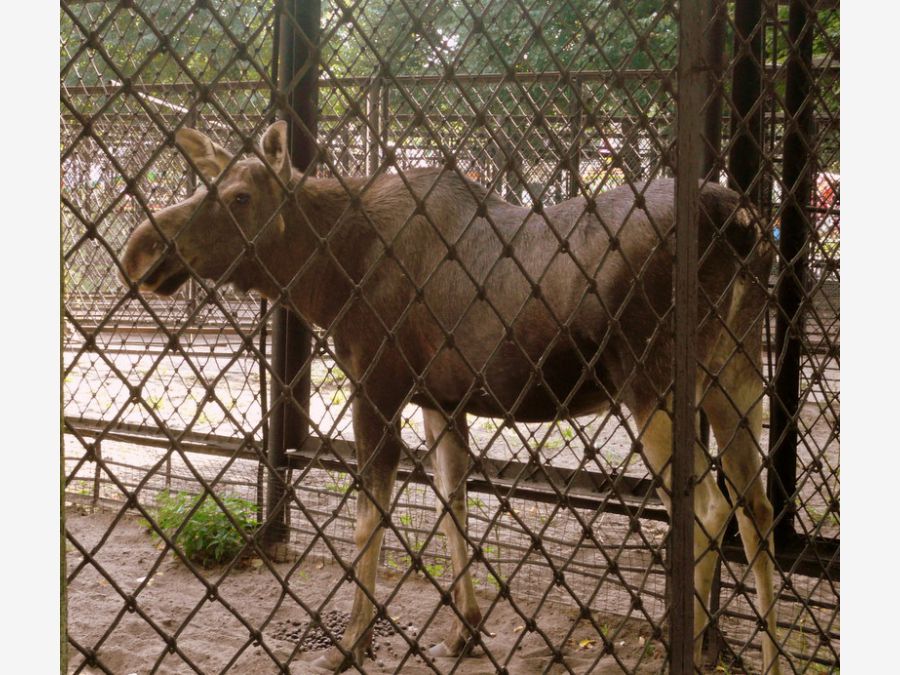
top-left (260, 120), bottom-right (292, 186)
top-left (175, 128), bottom-right (233, 181)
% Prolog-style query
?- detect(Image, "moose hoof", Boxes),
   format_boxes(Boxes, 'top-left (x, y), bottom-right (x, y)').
top-left (428, 641), bottom-right (458, 658)
top-left (428, 635), bottom-right (480, 659)
top-left (309, 647), bottom-right (354, 673)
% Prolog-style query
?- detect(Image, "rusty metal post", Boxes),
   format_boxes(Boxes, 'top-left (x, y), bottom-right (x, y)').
top-left (366, 77), bottom-right (381, 175)
top-left (567, 77), bottom-right (582, 198)
top-left (701, 2), bottom-right (728, 663)
top-left (769, 0), bottom-right (815, 547)
top-left (672, 0), bottom-right (705, 671)
top-left (92, 441), bottom-right (102, 508)
top-left (728, 0), bottom-right (764, 200)
top-left (501, 120), bottom-right (523, 205)
top-left (702, 0), bottom-right (726, 180)
top-left (380, 74), bottom-right (390, 154)
top-left (184, 109), bottom-right (199, 315)
top-left (263, 0), bottom-right (319, 556)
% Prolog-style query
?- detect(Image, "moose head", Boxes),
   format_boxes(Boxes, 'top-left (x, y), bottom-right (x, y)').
top-left (120, 121), bottom-right (295, 297)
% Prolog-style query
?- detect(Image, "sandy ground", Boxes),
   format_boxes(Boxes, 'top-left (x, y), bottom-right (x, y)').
top-left (63, 322), bottom-right (840, 675)
top-left (66, 507), bottom-right (668, 675)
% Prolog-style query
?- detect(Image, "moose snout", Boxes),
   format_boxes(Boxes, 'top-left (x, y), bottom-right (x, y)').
top-left (119, 220), bottom-right (165, 288)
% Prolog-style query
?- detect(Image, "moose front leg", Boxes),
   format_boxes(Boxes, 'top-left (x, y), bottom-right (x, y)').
top-left (312, 396), bottom-right (402, 672)
top-left (635, 401), bottom-right (732, 670)
top-left (422, 408), bottom-right (483, 659)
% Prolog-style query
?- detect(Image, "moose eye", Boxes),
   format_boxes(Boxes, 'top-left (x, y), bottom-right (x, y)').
top-left (234, 193), bottom-right (251, 205)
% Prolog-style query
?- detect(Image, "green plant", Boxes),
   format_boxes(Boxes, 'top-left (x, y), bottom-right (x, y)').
top-left (145, 490), bottom-right (259, 567)
top-left (467, 496), bottom-right (486, 510)
top-left (422, 561), bottom-right (445, 578)
top-left (799, 498), bottom-right (840, 528)
top-left (69, 479), bottom-right (92, 497)
top-left (486, 569), bottom-right (506, 589)
top-left (146, 394), bottom-right (165, 411)
top-left (542, 437), bottom-right (563, 450)
top-left (324, 472), bottom-right (352, 494)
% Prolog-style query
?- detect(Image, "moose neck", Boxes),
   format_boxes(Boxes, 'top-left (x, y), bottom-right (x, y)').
top-left (251, 173), bottom-right (369, 329)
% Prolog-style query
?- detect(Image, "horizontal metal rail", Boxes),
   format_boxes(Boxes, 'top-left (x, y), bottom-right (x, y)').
top-left (65, 416), bottom-right (838, 579)
top-left (61, 60), bottom-right (839, 97)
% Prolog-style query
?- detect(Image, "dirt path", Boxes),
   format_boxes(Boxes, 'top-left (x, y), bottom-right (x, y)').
top-left (66, 507), bottom-right (666, 674)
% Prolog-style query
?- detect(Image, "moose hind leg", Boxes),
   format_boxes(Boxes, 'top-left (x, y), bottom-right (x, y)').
top-left (703, 361), bottom-right (781, 675)
top-left (636, 403), bottom-right (732, 668)
top-left (422, 408), bottom-right (483, 658)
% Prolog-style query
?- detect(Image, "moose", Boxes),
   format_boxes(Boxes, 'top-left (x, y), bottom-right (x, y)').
top-left (121, 121), bottom-right (779, 673)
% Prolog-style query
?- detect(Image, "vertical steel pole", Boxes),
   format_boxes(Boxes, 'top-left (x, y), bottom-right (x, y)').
top-left (728, 0), bottom-right (764, 200)
top-left (702, 0), bottom-right (726, 180)
top-left (699, 0), bottom-right (725, 454)
top-left (366, 78), bottom-right (381, 175)
top-left (673, 1), bottom-right (705, 671)
top-left (264, 0), bottom-right (319, 554)
top-left (700, 4), bottom-right (727, 661)
top-left (185, 109), bottom-right (199, 315)
top-left (92, 441), bottom-right (102, 508)
top-left (568, 77), bottom-right (583, 199)
top-left (380, 74), bottom-right (390, 153)
top-left (770, 0), bottom-right (815, 547)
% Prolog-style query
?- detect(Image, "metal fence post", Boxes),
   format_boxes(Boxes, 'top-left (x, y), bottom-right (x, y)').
top-left (728, 0), bottom-right (764, 202)
top-left (263, 0), bottom-right (320, 557)
top-left (567, 77), bottom-right (583, 199)
top-left (366, 77), bottom-right (381, 175)
top-left (184, 109), bottom-right (199, 316)
top-left (380, 74), bottom-right (390, 156)
top-left (702, 0), bottom-right (726, 182)
top-left (701, 1), bottom-right (728, 663)
top-left (770, 0), bottom-right (815, 547)
top-left (92, 441), bottom-right (102, 508)
top-left (672, 0), bottom-right (705, 671)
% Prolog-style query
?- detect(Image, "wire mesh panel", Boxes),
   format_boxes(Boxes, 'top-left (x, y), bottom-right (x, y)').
top-left (62, 1), bottom-right (839, 673)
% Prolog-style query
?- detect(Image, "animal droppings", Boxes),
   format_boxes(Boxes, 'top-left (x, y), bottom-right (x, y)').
top-left (269, 609), bottom-right (397, 652)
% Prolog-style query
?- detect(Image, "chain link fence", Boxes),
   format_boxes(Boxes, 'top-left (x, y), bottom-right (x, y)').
top-left (63, 1), bottom-right (838, 673)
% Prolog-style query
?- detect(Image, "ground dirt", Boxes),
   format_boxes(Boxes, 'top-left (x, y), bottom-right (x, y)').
top-left (66, 508), bottom-right (667, 675)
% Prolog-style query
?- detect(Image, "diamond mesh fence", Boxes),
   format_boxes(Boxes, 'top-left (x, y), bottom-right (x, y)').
top-left (62, 1), bottom-right (838, 673)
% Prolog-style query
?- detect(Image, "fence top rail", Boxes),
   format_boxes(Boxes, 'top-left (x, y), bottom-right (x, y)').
top-left (61, 58), bottom-right (839, 98)
top-left (60, 70), bottom-right (666, 98)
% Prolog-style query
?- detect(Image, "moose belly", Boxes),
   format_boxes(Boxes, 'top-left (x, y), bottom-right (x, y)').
top-left (411, 343), bottom-right (613, 422)
top-left (458, 384), bottom-right (611, 422)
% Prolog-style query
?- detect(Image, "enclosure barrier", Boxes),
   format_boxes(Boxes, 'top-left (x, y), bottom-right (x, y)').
top-left (63, 0), bottom-right (839, 673)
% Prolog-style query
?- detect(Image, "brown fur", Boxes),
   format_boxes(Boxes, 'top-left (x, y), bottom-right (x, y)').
top-left (121, 122), bottom-right (780, 673)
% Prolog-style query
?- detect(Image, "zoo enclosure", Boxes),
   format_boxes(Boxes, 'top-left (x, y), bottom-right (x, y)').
top-left (63, 0), bottom-right (839, 673)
